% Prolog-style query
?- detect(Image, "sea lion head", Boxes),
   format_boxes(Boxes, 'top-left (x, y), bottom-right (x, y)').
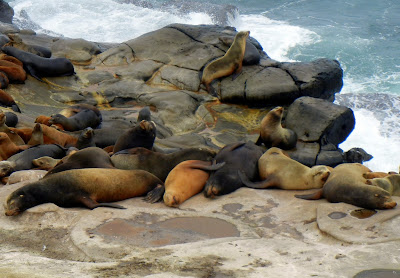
top-left (237, 30), bottom-right (250, 40)
top-left (0, 161), bottom-right (14, 178)
top-left (163, 192), bottom-right (180, 207)
top-left (48, 113), bottom-right (66, 125)
top-left (203, 168), bottom-right (241, 198)
top-left (310, 165), bottom-right (331, 188)
top-left (4, 188), bottom-right (36, 216)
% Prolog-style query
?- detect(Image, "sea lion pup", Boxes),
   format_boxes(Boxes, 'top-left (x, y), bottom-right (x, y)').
top-left (113, 120), bottom-right (156, 153)
top-left (0, 144), bottom-right (67, 177)
top-left (201, 30), bottom-right (249, 96)
top-left (44, 147), bottom-right (114, 177)
top-left (111, 147), bottom-right (216, 181)
top-left (295, 163), bottom-right (397, 210)
top-left (0, 89), bottom-right (20, 112)
top-left (48, 109), bottom-right (101, 132)
top-left (32, 156), bottom-right (61, 171)
top-left (40, 124), bottom-right (78, 147)
top-left (1, 46), bottom-right (74, 81)
top-left (255, 106), bottom-right (297, 150)
top-left (203, 141), bottom-right (263, 198)
top-left (76, 127), bottom-right (96, 149)
top-left (366, 174), bottom-right (400, 196)
top-left (27, 123), bottom-right (44, 145)
top-left (0, 132), bottom-right (29, 160)
top-left (239, 147), bottom-right (331, 190)
top-left (4, 168), bottom-right (164, 216)
top-left (0, 60), bottom-right (26, 83)
top-left (0, 111), bottom-right (24, 145)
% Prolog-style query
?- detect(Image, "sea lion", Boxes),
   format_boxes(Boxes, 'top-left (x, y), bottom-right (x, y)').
top-left (48, 109), bottom-right (101, 132)
top-left (3, 35), bottom-right (52, 58)
top-left (27, 123), bottom-right (44, 145)
top-left (201, 30), bottom-right (249, 96)
top-left (0, 71), bottom-right (9, 88)
top-left (0, 60), bottom-right (26, 83)
top-left (40, 124), bottom-right (78, 147)
top-left (366, 174), bottom-right (400, 196)
top-left (35, 115), bottom-right (64, 130)
top-left (111, 147), bottom-right (216, 181)
top-left (32, 156), bottom-right (61, 171)
top-left (5, 111), bottom-right (18, 127)
top-left (137, 106), bottom-right (151, 121)
top-left (58, 103), bottom-right (102, 120)
top-left (161, 160), bottom-right (225, 207)
top-left (0, 144), bottom-right (66, 177)
top-left (0, 89), bottom-right (20, 112)
top-left (113, 120), bottom-right (156, 153)
top-left (256, 106), bottom-right (297, 150)
top-left (0, 132), bottom-right (29, 160)
top-left (0, 53), bottom-right (24, 67)
top-left (76, 127), bottom-right (96, 149)
top-left (44, 147), bottom-right (114, 177)
top-left (5, 168), bottom-right (163, 216)
top-left (203, 141), bottom-right (263, 198)
top-left (295, 163), bottom-right (397, 210)
top-left (1, 46), bottom-right (74, 81)
top-left (0, 111), bottom-right (24, 145)
top-left (239, 147), bottom-right (331, 190)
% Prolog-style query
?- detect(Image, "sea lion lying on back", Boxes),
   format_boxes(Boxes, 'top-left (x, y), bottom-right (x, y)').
top-left (295, 163), bottom-right (397, 210)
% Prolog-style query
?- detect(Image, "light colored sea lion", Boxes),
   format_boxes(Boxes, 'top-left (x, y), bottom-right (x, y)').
top-left (32, 156), bottom-right (61, 171)
top-left (0, 132), bottom-right (29, 160)
top-left (48, 109), bottom-right (101, 131)
top-left (201, 30), bottom-right (249, 96)
top-left (0, 111), bottom-right (24, 145)
top-left (40, 124), bottom-right (78, 147)
top-left (5, 168), bottom-right (163, 216)
top-left (113, 120), bottom-right (156, 153)
top-left (27, 123), bottom-right (44, 145)
top-left (239, 147), bottom-right (331, 190)
top-left (295, 163), bottom-right (397, 210)
top-left (366, 174), bottom-right (400, 196)
top-left (255, 106), bottom-right (297, 150)
top-left (0, 88), bottom-right (20, 112)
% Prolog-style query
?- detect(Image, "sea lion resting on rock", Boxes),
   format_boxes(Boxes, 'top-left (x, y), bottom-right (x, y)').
top-left (27, 123), bottom-right (44, 145)
top-left (32, 156), bottom-right (61, 171)
top-left (40, 124), bottom-right (78, 147)
top-left (366, 174), bottom-right (400, 196)
top-left (0, 59), bottom-right (26, 83)
top-left (203, 141), bottom-right (263, 198)
top-left (76, 127), bottom-right (96, 149)
top-left (113, 120), bottom-right (156, 153)
top-left (256, 106), bottom-right (297, 150)
top-left (5, 168), bottom-right (163, 216)
top-left (1, 46), bottom-right (74, 81)
top-left (239, 147), bottom-right (331, 190)
top-left (295, 163), bottom-right (397, 210)
top-left (201, 30), bottom-right (249, 97)
top-left (0, 111), bottom-right (24, 145)
top-left (0, 132), bottom-right (29, 160)
top-left (0, 89), bottom-right (20, 112)
top-left (111, 147), bottom-right (216, 181)
top-left (48, 109), bottom-right (101, 132)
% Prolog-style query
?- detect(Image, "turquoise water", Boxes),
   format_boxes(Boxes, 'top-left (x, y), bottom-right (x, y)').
top-left (6, 0), bottom-right (400, 171)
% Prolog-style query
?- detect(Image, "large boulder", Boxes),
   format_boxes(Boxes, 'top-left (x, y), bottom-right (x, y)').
top-left (0, 0), bottom-right (13, 24)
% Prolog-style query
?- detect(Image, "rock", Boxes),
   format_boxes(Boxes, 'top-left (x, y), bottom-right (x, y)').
top-left (0, 22), bottom-right (19, 34)
top-left (343, 147), bottom-right (373, 163)
top-left (286, 96), bottom-right (355, 146)
top-left (287, 141), bottom-right (320, 167)
top-left (0, 0), bottom-right (14, 24)
top-left (316, 149), bottom-right (344, 166)
top-left (218, 35), bottom-right (261, 66)
top-left (51, 38), bottom-right (102, 64)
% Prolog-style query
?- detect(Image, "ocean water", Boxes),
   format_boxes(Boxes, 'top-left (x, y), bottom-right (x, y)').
top-left (6, 0), bottom-right (400, 172)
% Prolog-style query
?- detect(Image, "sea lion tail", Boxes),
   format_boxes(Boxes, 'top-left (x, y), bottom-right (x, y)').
top-left (295, 189), bottom-right (324, 200)
top-left (143, 184), bottom-right (165, 203)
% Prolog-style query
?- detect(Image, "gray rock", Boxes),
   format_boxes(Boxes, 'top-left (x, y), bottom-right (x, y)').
top-left (287, 141), bottom-right (320, 167)
top-left (0, 0), bottom-right (14, 24)
top-left (114, 60), bottom-right (163, 81)
top-left (316, 149), bottom-right (344, 167)
top-left (154, 65), bottom-right (200, 91)
top-left (51, 38), bottom-right (102, 63)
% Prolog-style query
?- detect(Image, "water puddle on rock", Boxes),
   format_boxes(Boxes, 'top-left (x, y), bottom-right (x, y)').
top-left (354, 269), bottom-right (400, 278)
top-left (93, 216), bottom-right (240, 247)
top-left (350, 209), bottom-right (377, 219)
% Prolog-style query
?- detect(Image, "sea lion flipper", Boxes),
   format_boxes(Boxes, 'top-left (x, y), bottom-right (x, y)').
top-left (238, 170), bottom-right (275, 189)
top-left (11, 104), bottom-right (21, 113)
top-left (26, 64), bottom-right (44, 82)
top-left (224, 142), bottom-right (246, 152)
top-left (190, 161), bottom-right (226, 171)
top-left (143, 184), bottom-right (165, 203)
top-left (78, 195), bottom-right (126, 210)
top-left (294, 189), bottom-right (324, 200)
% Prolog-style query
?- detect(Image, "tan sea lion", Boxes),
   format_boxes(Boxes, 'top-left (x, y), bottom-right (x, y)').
top-left (5, 168), bottom-right (163, 216)
top-left (239, 147), bottom-right (331, 190)
top-left (40, 124), bottom-right (78, 147)
top-left (201, 30), bottom-right (249, 96)
top-left (0, 111), bottom-right (24, 145)
top-left (295, 163), bottom-right (397, 210)
top-left (366, 174), bottom-right (400, 196)
top-left (27, 123), bottom-right (44, 145)
top-left (255, 106), bottom-right (297, 150)
top-left (32, 156), bottom-right (61, 171)
top-left (0, 132), bottom-right (29, 160)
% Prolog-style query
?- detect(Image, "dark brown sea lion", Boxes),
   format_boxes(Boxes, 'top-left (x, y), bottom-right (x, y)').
top-left (0, 88), bottom-right (20, 112)
top-left (0, 71), bottom-right (9, 89)
top-left (201, 30), bottom-right (249, 96)
top-left (0, 59), bottom-right (26, 83)
top-left (0, 111), bottom-right (24, 145)
top-left (3, 35), bottom-right (52, 58)
top-left (256, 106), bottom-right (297, 150)
top-left (76, 127), bottom-right (96, 149)
top-left (0, 132), bottom-right (29, 160)
top-left (295, 163), bottom-right (397, 210)
top-left (366, 174), bottom-right (400, 196)
top-left (5, 168), bottom-right (163, 216)
top-left (113, 120), bottom-right (156, 153)
top-left (239, 147), bottom-right (331, 190)
top-left (0, 144), bottom-right (66, 177)
top-left (2, 46), bottom-right (74, 81)
top-left (58, 103), bottom-right (102, 120)
top-left (44, 147), bottom-right (114, 177)
top-left (111, 147), bottom-right (216, 181)
top-left (48, 109), bottom-right (101, 132)
top-left (203, 141), bottom-right (263, 198)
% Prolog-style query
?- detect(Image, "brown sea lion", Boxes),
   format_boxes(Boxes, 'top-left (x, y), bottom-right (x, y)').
top-left (0, 71), bottom-right (9, 89)
top-left (27, 123), bottom-right (44, 145)
top-left (0, 111), bottom-right (24, 145)
top-left (162, 160), bottom-right (224, 207)
top-left (0, 60), bottom-right (26, 83)
top-left (239, 147), bottom-right (331, 190)
top-left (0, 53), bottom-right (24, 67)
top-left (5, 168), bottom-right (163, 216)
top-left (366, 174), bottom-right (400, 196)
top-left (295, 163), bottom-right (397, 210)
top-left (201, 30), bottom-right (249, 96)
top-left (35, 115), bottom-right (64, 130)
top-left (48, 109), bottom-right (101, 131)
top-left (0, 88), bottom-right (20, 112)
top-left (0, 132), bottom-right (29, 160)
top-left (111, 147), bottom-right (216, 181)
top-left (203, 141), bottom-right (263, 198)
top-left (32, 156), bottom-right (61, 171)
top-left (255, 106), bottom-right (297, 150)
top-left (76, 127), bottom-right (96, 149)
top-left (44, 147), bottom-right (114, 177)
top-left (10, 127), bottom-right (32, 144)
top-left (40, 124), bottom-right (78, 147)
top-left (113, 120), bottom-right (156, 153)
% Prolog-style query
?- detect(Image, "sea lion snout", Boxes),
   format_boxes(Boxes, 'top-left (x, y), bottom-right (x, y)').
top-left (383, 201), bottom-right (397, 209)
top-left (163, 193), bottom-right (179, 207)
top-left (203, 183), bottom-right (220, 198)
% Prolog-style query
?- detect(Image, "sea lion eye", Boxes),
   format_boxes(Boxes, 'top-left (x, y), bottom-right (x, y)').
top-left (19, 195), bottom-right (24, 198)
